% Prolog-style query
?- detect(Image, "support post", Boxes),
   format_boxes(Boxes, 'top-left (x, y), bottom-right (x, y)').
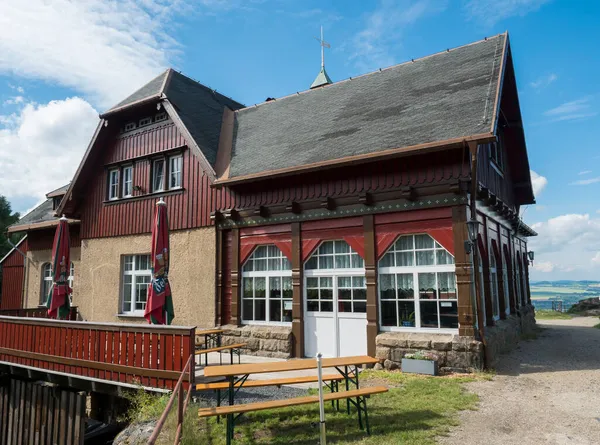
top-left (291, 223), bottom-right (304, 358)
top-left (363, 215), bottom-right (378, 358)
top-left (215, 229), bottom-right (223, 326)
top-left (453, 206), bottom-right (475, 337)
top-left (230, 228), bottom-right (241, 325)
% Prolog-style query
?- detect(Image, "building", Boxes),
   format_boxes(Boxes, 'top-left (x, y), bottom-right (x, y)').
top-left (5, 33), bottom-right (537, 369)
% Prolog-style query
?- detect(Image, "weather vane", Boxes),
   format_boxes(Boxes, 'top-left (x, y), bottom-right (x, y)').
top-left (314, 26), bottom-right (330, 69)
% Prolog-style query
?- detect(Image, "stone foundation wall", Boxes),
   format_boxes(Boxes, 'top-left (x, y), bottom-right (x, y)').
top-left (220, 325), bottom-right (293, 359)
top-left (375, 305), bottom-right (537, 372)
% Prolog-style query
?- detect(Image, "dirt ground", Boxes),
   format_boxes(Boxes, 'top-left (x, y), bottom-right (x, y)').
top-left (440, 316), bottom-right (600, 445)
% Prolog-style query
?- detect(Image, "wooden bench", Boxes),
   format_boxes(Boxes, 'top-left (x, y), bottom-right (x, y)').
top-left (198, 386), bottom-right (388, 444)
top-left (195, 343), bottom-right (246, 366)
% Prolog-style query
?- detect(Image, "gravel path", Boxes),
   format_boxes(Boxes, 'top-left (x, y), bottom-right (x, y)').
top-left (193, 385), bottom-right (308, 407)
top-left (440, 317), bottom-right (600, 445)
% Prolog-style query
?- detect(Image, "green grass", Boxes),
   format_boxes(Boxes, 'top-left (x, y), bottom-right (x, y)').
top-left (535, 309), bottom-right (573, 320)
top-left (184, 371), bottom-right (480, 445)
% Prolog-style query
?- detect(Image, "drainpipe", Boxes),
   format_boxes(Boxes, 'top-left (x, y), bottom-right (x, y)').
top-left (467, 141), bottom-right (488, 368)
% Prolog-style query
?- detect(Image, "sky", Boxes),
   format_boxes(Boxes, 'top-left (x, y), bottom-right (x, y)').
top-left (0, 0), bottom-right (599, 281)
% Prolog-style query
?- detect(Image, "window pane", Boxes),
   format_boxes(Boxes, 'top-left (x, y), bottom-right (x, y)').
top-left (320, 301), bottom-right (333, 312)
top-left (397, 274), bottom-right (414, 299)
top-left (320, 277), bottom-right (333, 288)
top-left (353, 288), bottom-right (366, 301)
top-left (254, 278), bottom-right (266, 298)
top-left (396, 236), bottom-right (413, 251)
top-left (398, 301), bottom-right (416, 327)
top-left (338, 289), bottom-right (351, 301)
top-left (242, 260), bottom-right (253, 272)
top-left (243, 277), bottom-right (253, 299)
top-left (153, 160), bottom-right (165, 191)
top-left (337, 277), bottom-right (351, 288)
top-left (254, 259), bottom-right (267, 271)
top-left (320, 255), bottom-right (334, 269)
top-left (339, 301), bottom-right (352, 313)
top-left (307, 288), bottom-right (319, 300)
top-left (420, 301), bottom-right (439, 328)
top-left (352, 276), bottom-right (365, 288)
top-left (438, 272), bottom-right (456, 299)
top-left (379, 253), bottom-right (394, 268)
top-left (415, 234), bottom-right (434, 249)
top-left (305, 256), bottom-right (318, 270)
top-left (381, 301), bottom-right (397, 326)
top-left (270, 299), bottom-right (282, 322)
top-left (351, 254), bottom-right (364, 268)
top-left (319, 241), bottom-right (334, 255)
top-left (436, 250), bottom-right (454, 265)
top-left (306, 277), bottom-right (318, 288)
top-left (267, 245), bottom-right (279, 257)
top-left (307, 301), bottom-right (319, 311)
top-left (255, 300), bottom-right (266, 321)
top-left (269, 277), bottom-right (281, 299)
top-left (282, 277), bottom-right (292, 298)
top-left (379, 274), bottom-right (395, 299)
top-left (416, 250), bottom-right (435, 266)
top-left (268, 258), bottom-right (281, 271)
top-left (396, 251), bottom-right (414, 267)
top-left (440, 300), bottom-right (458, 328)
top-left (282, 257), bottom-right (291, 270)
top-left (243, 300), bottom-right (253, 320)
top-left (419, 273), bottom-right (437, 299)
top-left (334, 240), bottom-right (350, 253)
top-left (320, 288), bottom-right (333, 300)
top-left (255, 245), bottom-right (268, 258)
top-left (169, 156), bottom-right (182, 188)
top-left (335, 254), bottom-right (351, 269)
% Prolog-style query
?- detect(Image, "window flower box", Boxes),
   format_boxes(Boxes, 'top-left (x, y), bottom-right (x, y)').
top-left (401, 351), bottom-right (439, 376)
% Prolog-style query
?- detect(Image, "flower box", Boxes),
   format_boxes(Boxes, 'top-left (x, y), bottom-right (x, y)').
top-left (401, 358), bottom-right (438, 376)
top-left (401, 351), bottom-right (439, 376)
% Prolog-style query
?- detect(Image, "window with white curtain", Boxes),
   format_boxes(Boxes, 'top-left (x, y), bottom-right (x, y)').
top-left (378, 234), bottom-right (457, 331)
top-left (122, 165), bottom-right (133, 197)
top-left (242, 245), bottom-right (292, 324)
top-left (122, 254), bottom-right (151, 315)
top-left (489, 250), bottom-right (500, 319)
top-left (41, 263), bottom-right (53, 305)
top-left (152, 159), bottom-right (165, 192)
top-left (108, 169), bottom-right (119, 200)
top-left (169, 155), bottom-right (182, 189)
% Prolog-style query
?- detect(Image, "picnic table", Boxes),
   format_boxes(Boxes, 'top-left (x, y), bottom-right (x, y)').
top-left (196, 328), bottom-right (224, 350)
top-left (201, 355), bottom-right (383, 444)
top-left (194, 328), bottom-right (246, 366)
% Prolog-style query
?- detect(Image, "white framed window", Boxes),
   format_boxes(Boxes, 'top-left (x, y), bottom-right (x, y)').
top-left (41, 263), bottom-right (53, 305)
top-left (68, 262), bottom-right (75, 303)
top-left (502, 252), bottom-right (511, 315)
top-left (108, 169), bottom-right (119, 200)
top-left (139, 117), bottom-right (152, 127)
top-left (155, 112), bottom-right (167, 122)
top-left (305, 240), bottom-right (364, 270)
top-left (122, 254), bottom-right (151, 315)
top-left (122, 165), bottom-right (133, 197)
top-left (169, 155), bottom-right (182, 189)
top-left (378, 234), bottom-right (457, 331)
top-left (241, 245), bottom-right (292, 324)
top-left (152, 159), bottom-right (165, 192)
top-left (124, 122), bottom-right (136, 132)
top-left (489, 250), bottom-right (500, 320)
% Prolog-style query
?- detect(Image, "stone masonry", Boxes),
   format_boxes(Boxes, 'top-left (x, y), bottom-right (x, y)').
top-left (375, 304), bottom-right (537, 372)
top-left (220, 325), bottom-right (293, 359)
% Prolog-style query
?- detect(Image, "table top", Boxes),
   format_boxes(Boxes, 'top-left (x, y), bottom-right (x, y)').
top-left (195, 329), bottom-right (225, 336)
top-left (203, 355), bottom-right (379, 378)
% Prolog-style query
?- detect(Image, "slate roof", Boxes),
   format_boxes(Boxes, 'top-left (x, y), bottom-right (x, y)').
top-left (101, 69), bottom-right (245, 167)
top-left (228, 34), bottom-right (506, 179)
top-left (12, 199), bottom-right (55, 227)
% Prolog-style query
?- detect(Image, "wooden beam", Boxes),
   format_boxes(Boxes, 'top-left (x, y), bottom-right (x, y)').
top-left (363, 215), bottom-right (378, 358)
top-left (320, 197), bottom-right (336, 211)
top-left (358, 192), bottom-right (374, 206)
top-left (253, 206), bottom-right (270, 218)
top-left (291, 223), bottom-right (303, 358)
top-left (452, 206), bottom-right (475, 337)
top-left (285, 202), bottom-right (302, 214)
top-left (230, 228), bottom-right (241, 325)
top-left (400, 186), bottom-right (416, 201)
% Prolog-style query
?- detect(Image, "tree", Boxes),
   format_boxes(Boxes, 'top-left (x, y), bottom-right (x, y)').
top-left (0, 196), bottom-right (22, 298)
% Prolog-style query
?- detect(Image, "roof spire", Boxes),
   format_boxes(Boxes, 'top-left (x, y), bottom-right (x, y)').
top-left (311, 26), bottom-right (333, 89)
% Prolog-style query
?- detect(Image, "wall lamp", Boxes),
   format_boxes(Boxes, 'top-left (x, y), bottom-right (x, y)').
top-left (527, 250), bottom-right (535, 265)
top-left (464, 219), bottom-right (481, 255)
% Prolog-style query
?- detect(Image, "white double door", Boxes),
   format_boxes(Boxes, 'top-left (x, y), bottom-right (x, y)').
top-left (304, 271), bottom-right (368, 358)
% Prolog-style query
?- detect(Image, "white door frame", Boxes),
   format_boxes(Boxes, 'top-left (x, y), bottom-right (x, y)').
top-left (304, 267), bottom-right (366, 357)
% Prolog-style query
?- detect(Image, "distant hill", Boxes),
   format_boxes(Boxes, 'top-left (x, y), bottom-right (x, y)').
top-left (531, 280), bottom-right (600, 286)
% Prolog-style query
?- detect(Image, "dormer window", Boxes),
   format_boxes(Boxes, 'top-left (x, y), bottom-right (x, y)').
top-left (139, 117), bottom-right (152, 127)
top-left (155, 112), bottom-right (167, 122)
top-left (124, 122), bottom-right (136, 132)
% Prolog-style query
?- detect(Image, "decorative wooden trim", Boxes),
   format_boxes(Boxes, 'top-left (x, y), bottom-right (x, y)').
top-left (291, 223), bottom-right (303, 358)
top-left (215, 107), bottom-right (235, 180)
top-left (489, 32), bottom-right (510, 136)
top-left (102, 188), bottom-right (184, 206)
top-left (214, 133), bottom-right (496, 187)
top-left (230, 228), bottom-right (241, 325)
top-left (363, 215), bottom-right (378, 358)
top-left (102, 144), bottom-right (186, 169)
top-left (452, 206), bottom-right (475, 337)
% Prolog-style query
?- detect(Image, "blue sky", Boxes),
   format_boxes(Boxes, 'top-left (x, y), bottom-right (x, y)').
top-left (0, 0), bottom-right (599, 280)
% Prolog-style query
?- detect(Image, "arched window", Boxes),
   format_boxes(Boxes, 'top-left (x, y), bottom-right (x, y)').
top-left (515, 257), bottom-right (522, 308)
top-left (41, 263), bottom-right (53, 305)
top-left (502, 252), bottom-right (511, 316)
top-left (478, 244), bottom-right (487, 326)
top-left (242, 245), bottom-right (292, 324)
top-left (521, 255), bottom-right (529, 306)
top-left (378, 234), bottom-right (457, 331)
top-left (489, 250), bottom-right (500, 320)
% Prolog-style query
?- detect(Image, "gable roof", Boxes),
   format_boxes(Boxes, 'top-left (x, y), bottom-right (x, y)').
top-left (222, 33), bottom-right (507, 183)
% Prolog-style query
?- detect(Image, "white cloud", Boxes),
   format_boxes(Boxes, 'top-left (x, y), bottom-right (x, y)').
top-left (533, 261), bottom-right (555, 273)
top-left (464, 0), bottom-right (550, 26)
top-left (0, 0), bottom-right (192, 109)
top-left (570, 177), bottom-right (600, 186)
top-left (349, 0), bottom-right (446, 71)
top-left (529, 213), bottom-right (600, 279)
top-left (3, 96), bottom-right (24, 106)
top-left (530, 170), bottom-right (547, 197)
top-left (0, 98), bottom-right (98, 201)
top-left (544, 98), bottom-right (597, 122)
top-left (579, 170), bottom-right (592, 175)
top-left (592, 252), bottom-right (600, 265)
top-left (530, 73), bottom-right (557, 90)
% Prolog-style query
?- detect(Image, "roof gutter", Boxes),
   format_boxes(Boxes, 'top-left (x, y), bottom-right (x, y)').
top-left (213, 132), bottom-right (497, 188)
top-left (7, 219), bottom-right (79, 234)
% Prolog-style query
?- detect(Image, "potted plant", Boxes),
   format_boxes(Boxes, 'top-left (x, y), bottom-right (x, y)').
top-left (401, 350), bottom-right (439, 376)
top-left (401, 311), bottom-right (416, 327)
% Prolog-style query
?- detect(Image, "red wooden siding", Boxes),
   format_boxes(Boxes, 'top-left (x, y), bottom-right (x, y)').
top-left (222, 150), bottom-right (467, 210)
top-left (27, 226), bottom-right (81, 251)
top-left (477, 141), bottom-right (516, 210)
top-left (78, 122), bottom-right (235, 239)
top-left (0, 238), bottom-right (27, 310)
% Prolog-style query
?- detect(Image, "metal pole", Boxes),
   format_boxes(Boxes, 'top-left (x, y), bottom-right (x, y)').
top-left (317, 353), bottom-right (327, 445)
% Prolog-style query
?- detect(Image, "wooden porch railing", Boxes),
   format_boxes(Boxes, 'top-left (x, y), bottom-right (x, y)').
top-left (0, 306), bottom-right (78, 320)
top-left (147, 355), bottom-right (194, 445)
top-left (0, 316), bottom-right (195, 390)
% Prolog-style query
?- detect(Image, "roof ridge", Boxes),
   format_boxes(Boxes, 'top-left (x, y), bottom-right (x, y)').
top-left (166, 69), bottom-right (245, 109)
top-left (235, 33), bottom-right (507, 114)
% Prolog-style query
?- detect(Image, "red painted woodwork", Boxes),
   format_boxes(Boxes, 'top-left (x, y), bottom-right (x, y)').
top-left (477, 139), bottom-right (516, 210)
top-left (221, 230), bottom-right (232, 325)
top-left (77, 122), bottom-right (235, 239)
top-left (27, 226), bottom-right (81, 251)
top-left (239, 232), bottom-right (293, 264)
top-left (302, 239), bottom-right (321, 262)
top-left (0, 238), bottom-right (27, 310)
top-left (0, 317), bottom-right (195, 390)
top-left (374, 220), bottom-right (454, 258)
top-left (222, 150), bottom-right (468, 211)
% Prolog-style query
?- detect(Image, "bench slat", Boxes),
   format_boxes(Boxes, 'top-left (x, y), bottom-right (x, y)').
top-left (198, 386), bottom-right (388, 418)
top-left (195, 373), bottom-right (353, 391)
top-left (194, 343), bottom-right (246, 355)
